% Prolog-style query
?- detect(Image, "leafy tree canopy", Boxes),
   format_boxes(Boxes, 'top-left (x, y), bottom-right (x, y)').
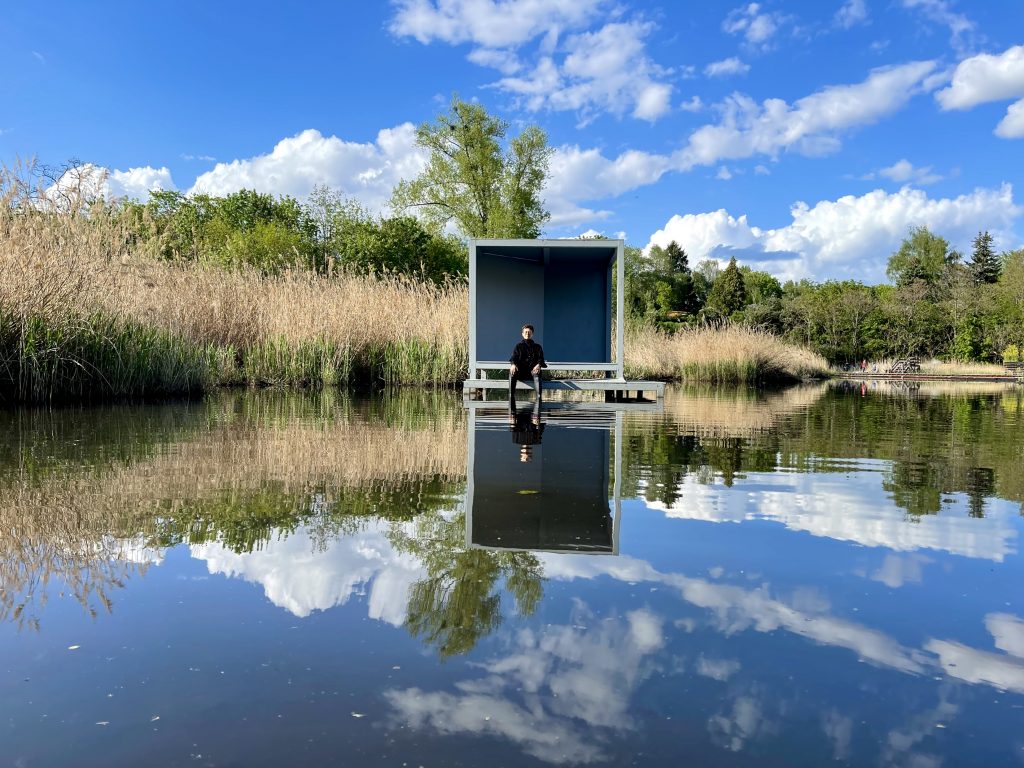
top-left (391, 96), bottom-right (553, 239)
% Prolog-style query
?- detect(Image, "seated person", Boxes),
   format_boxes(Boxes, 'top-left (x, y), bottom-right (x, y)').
top-left (508, 323), bottom-right (547, 403)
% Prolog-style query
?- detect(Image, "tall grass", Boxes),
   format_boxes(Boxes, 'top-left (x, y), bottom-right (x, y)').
top-left (1, 163), bottom-right (824, 400)
top-left (625, 324), bottom-right (829, 383)
top-left (0, 167), bottom-right (466, 401)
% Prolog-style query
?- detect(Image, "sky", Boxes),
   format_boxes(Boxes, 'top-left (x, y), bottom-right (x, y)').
top-left (3, 0), bottom-right (1023, 283)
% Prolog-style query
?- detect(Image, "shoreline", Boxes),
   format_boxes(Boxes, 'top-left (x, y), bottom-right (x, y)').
top-left (837, 372), bottom-right (1022, 383)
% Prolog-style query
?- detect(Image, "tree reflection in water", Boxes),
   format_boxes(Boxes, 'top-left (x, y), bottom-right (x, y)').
top-left (389, 510), bottom-right (542, 658)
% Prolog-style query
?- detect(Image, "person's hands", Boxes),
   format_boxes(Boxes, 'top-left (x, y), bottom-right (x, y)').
top-left (531, 364), bottom-right (541, 375)
top-left (510, 364), bottom-right (517, 375)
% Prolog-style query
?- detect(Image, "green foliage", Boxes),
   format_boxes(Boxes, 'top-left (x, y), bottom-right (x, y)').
top-left (335, 213), bottom-right (466, 281)
top-left (391, 96), bottom-right (553, 238)
top-left (706, 257), bottom-right (747, 318)
top-left (886, 226), bottom-right (955, 288)
top-left (970, 230), bottom-right (1001, 284)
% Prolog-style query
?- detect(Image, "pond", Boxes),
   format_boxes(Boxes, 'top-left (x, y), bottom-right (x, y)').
top-left (2, 382), bottom-right (1023, 767)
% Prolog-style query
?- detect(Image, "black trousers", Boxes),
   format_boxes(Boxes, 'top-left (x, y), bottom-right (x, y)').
top-left (509, 371), bottom-right (542, 400)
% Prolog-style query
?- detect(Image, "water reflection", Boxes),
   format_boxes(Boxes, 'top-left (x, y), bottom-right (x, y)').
top-left (4, 384), bottom-right (1024, 766)
top-left (465, 402), bottom-right (622, 554)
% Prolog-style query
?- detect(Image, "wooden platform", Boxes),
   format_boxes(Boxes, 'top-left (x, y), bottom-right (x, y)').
top-left (462, 378), bottom-right (665, 402)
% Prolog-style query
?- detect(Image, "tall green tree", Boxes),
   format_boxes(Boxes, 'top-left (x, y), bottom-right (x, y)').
top-left (706, 257), bottom-right (747, 318)
top-left (886, 226), bottom-right (955, 288)
top-left (391, 97), bottom-right (553, 238)
top-left (969, 230), bottom-right (1001, 284)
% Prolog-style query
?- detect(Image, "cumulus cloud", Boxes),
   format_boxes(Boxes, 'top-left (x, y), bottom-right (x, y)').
top-left (705, 57), bottom-right (751, 78)
top-left (878, 159), bottom-right (942, 185)
top-left (188, 125), bottom-right (427, 212)
top-left (996, 99), bottom-right (1024, 139)
top-left (391, 1), bottom-right (674, 123)
top-left (44, 163), bottom-right (175, 206)
top-left (936, 45), bottom-right (1024, 110)
top-left (675, 60), bottom-right (938, 170)
top-left (835, 0), bottom-right (868, 29)
top-left (936, 45), bottom-right (1024, 138)
top-left (645, 183), bottom-right (1022, 282)
top-left (109, 166), bottom-right (176, 199)
top-left (723, 3), bottom-right (783, 47)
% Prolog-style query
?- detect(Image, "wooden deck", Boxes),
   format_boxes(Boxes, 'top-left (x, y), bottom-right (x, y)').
top-left (462, 377), bottom-right (665, 402)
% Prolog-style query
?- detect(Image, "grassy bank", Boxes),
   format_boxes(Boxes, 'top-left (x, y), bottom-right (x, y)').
top-left (1, 197), bottom-right (826, 402)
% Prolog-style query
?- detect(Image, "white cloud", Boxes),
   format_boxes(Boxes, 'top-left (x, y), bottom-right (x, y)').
top-left (936, 45), bottom-right (1024, 110)
top-left (705, 57), bottom-right (751, 78)
top-left (188, 125), bottom-right (427, 212)
top-left (902, 0), bottom-right (979, 56)
top-left (44, 163), bottom-right (175, 206)
top-left (723, 3), bottom-right (783, 47)
top-left (935, 45), bottom-right (1024, 139)
top-left (496, 21), bottom-right (674, 123)
top-left (675, 61), bottom-right (938, 170)
top-left (835, 0), bottom-right (868, 29)
top-left (716, 166), bottom-right (733, 181)
top-left (466, 46), bottom-right (522, 74)
top-left (109, 166), bottom-right (176, 199)
top-left (878, 159), bottom-right (942, 185)
top-left (391, 2), bottom-right (673, 123)
top-left (389, 0), bottom-right (601, 48)
top-left (679, 95), bottom-right (704, 112)
top-left (544, 144), bottom-right (672, 227)
top-left (996, 98), bottom-right (1024, 139)
top-left (645, 183), bottom-right (1022, 282)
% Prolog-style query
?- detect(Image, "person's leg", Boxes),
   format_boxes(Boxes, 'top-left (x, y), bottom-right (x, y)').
top-left (532, 372), bottom-right (542, 402)
top-left (508, 371), bottom-right (517, 404)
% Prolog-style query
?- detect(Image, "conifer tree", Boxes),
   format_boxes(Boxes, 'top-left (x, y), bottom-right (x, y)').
top-left (969, 230), bottom-right (1001, 284)
top-left (707, 257), bottom-right (747, 317)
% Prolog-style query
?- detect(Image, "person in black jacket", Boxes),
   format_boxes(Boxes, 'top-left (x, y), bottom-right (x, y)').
top-left (508, 323), bottom-right (547, 404)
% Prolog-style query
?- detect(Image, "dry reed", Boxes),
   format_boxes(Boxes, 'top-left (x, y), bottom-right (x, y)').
top-left (624, 324), bottom-right (829, 383)
top-left (1, 164), bottom-right (826, 400)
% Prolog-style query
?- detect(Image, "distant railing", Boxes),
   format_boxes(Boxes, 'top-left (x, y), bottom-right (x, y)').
top-left (888, 358), bottom-right (921, 375)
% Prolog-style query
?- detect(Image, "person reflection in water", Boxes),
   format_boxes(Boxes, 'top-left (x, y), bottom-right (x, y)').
top-left (508, 323), bottom-right (546, 405)
top-left (509, 401), bottom-right (544, 462)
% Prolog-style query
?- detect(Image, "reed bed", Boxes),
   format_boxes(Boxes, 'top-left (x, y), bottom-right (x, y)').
top-left (0, 188), bottom-right (467, 400)
top-left (624, 324), bottom-right (829, 383)
top-left (1, 170), bottom-right (825, 400)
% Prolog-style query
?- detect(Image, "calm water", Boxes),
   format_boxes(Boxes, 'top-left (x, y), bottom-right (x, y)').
top-left (2, 382), bottom-right (1023, 767)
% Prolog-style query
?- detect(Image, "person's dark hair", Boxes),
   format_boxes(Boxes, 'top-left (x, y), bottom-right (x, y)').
top-left (521, 324), bottom-right (535, 332)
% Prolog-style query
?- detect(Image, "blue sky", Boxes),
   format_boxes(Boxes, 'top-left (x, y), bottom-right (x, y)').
top-left (3, 0), bottom-right (1022, 282)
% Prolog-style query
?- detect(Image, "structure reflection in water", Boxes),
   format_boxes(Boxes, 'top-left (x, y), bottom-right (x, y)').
top-left (465, 400), bottom-right (640, 554)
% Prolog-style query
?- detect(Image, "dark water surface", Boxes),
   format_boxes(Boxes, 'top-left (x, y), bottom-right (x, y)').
top-left (2, 383), bottom-right (1024, 767)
